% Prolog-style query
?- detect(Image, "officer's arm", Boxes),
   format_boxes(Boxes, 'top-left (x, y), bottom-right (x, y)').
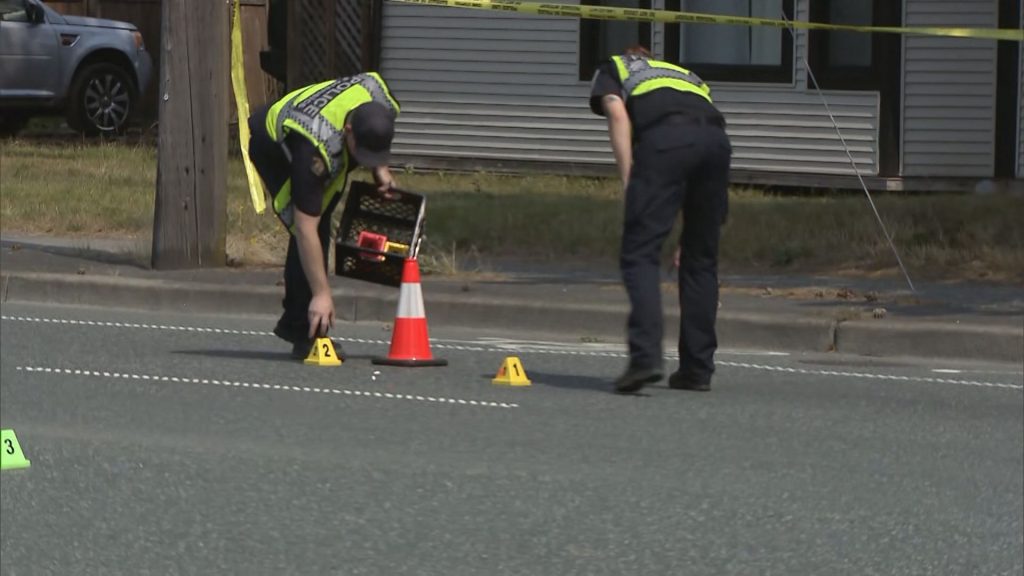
top-left (601, 94), bottom-right (632, 186)
top-left (285, 134), bottom-right (334, 335)
top-left (293, 210), bottom-right (334, 336)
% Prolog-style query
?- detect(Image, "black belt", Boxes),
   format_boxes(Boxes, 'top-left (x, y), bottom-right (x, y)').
top-left (660, 113), bottom-right (726, 129)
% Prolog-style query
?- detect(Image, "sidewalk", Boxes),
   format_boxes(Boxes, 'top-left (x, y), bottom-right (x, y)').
top-left (1, 234), bottom-right (1021, 364)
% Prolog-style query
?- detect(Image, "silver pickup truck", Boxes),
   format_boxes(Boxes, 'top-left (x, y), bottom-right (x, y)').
top-left (0, 0), bottom-right (152, 135)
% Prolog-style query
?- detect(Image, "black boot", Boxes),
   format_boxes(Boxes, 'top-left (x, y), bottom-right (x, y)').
top-left (668, 370), bottom-right (711, 392)
top-left (612, 366), bottom-right (664, 394)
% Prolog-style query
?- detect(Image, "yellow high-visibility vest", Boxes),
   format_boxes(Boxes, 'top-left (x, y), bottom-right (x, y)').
top-left (611, 55), bottom-right (712, 104)
top-left (265, 72), bottom-right (400, 229)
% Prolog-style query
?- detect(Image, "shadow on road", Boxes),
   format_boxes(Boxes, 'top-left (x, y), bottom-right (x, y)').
top-left (174, 349), bottom-right (295, 362)
top-left (514, 370), bottom-right (654, 396)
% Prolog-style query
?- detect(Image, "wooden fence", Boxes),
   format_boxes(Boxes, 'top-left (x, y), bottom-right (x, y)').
top-left (285, 0), bottom-right (377, 89)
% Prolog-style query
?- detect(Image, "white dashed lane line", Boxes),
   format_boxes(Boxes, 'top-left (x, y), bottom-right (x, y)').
top-left (1, 315), bottom-right (386, 343)
top-left (15, 366), bottom-right (518, 409)
top-left (718, 361), bottom-right (1022, 390)
top-left (3, 315), bottom-right (1021, 391)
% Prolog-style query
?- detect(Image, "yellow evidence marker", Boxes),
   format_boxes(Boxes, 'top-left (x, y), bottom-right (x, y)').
top-left (492, 356), bottom-right (531, 386)
top-left (1, 429), bottom-right (31, 470)
top-left (305, 337), bottom-right (343, 366)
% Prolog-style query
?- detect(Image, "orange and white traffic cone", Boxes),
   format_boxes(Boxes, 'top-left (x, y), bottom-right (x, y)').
top-left (372, 258), bottom-right (448, 367)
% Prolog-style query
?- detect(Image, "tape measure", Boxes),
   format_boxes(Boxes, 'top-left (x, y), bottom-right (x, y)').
top-left (390, 0), bottom-right (1024, 42)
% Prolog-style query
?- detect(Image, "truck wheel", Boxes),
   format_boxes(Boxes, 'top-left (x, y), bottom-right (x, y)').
top-left (67, 62), bottom-right (136, 135)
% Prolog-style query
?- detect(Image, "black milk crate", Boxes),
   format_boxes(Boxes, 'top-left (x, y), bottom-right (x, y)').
top-left (335, 181), bottom-right (426, 287)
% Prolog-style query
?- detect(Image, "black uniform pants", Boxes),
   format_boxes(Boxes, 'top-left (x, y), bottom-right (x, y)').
top-left (247, 105), bottom-right (341, 341)
top-left (621, 116), bottom-right (732, 383)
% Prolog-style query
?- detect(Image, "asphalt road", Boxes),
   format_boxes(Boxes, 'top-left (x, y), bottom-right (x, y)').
top-left (1, 302), bottom-right (1022, 576)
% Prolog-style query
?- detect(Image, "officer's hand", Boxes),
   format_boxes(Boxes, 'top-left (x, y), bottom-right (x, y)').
top-left (673, 246), bottom-right (682, 269)
top-left (377, 177), bottom-right (396, 194)
top-left (307, 293), bottom-right (335, 339)
top-left (374, 166), bottom-right (397, 196)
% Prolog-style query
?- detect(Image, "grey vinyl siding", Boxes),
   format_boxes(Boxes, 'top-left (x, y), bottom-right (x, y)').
top-left (719, 91), bottom-right (877, 174)
top-left (902, 0), bottom-right (998, 177)
top-left (382, 0), bottom-right (879, 176)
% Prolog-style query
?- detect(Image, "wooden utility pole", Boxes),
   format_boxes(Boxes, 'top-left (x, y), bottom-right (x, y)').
top-left (152, 0), bottom-right (228, 269)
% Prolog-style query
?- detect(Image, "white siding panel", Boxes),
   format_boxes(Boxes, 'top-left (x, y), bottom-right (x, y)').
top-left (382, 0), bottom-right (877, 176)
top-left (385, 37), bottom-right (573, 52)
top-left (385, 70), bottom-right (577, 86)
top-left (383, 49), bottom-right (571, 64)
top-left (905, 59), bottom-right (998, 73)
top-left (386, 16), bottom-right (571, 30)
top-left (387, 61), bottom-right (578, 75)
top-left (901, 0), bottom-right (998, 177)
top-left (904, 107), bottom-right (993, 120)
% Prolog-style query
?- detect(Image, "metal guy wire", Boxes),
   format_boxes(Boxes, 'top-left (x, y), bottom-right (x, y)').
top-left (780, 10), bottom-right (916, 293)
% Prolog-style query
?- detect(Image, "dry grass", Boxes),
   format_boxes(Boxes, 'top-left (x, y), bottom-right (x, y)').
top-left (720, 189), bottom-right (1024, 281)
top-left (2, 140), bottom-right (1022, 282)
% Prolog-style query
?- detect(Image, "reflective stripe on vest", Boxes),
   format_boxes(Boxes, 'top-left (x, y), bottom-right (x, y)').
top-left (611, 56), bottom-right (712, 104)
top-left (263, 73), bottom-right (399, 231)
top-left (267, 73), bottom-right (399, 178)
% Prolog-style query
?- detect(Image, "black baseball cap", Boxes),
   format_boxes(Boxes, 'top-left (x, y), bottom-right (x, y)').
top-left (348, 101), bottom-right (395, 167)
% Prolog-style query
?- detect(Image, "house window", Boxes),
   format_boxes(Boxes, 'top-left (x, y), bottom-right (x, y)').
top-left (664, 0), bottom-right (794, 83)
top-left (825, 1), bottom-right (872, 67)
top-left (579, 0), bottom-right (652, 80)
top-left (808, 0), bottom-right (901, 90)
top-left (808, 0), bottom-right (902, 175)
top-left (0, 0), bottom-right (30, 22)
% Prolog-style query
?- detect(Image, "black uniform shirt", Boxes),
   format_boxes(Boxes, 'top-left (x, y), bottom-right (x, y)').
top-left (589, 60), bottom-right (723, 133)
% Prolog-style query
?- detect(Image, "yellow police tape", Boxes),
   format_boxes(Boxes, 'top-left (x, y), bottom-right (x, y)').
top-left (230, 0), bottom-right (266, 214)
top-left (391, 0), bottom-right (1024, 42)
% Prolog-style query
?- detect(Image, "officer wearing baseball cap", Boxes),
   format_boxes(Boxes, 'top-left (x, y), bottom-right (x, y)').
top-left (247, 72), bottom-right (400, 359)
top-left (348, 100), bottom-right (395, 167)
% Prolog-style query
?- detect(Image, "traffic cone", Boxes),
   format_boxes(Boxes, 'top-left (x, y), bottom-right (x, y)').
top-left (372, 258), bottom-right (448, 367)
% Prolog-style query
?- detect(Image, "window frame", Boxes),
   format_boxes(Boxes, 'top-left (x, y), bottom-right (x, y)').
top-left (808, 0), bottom-right (903, 176)
top-left (0, 0), bottom-right (30, 22)
top-left (807, 0), bottom-right (901, 90)
top-left (663, 0), bottom-right (795, 84)
top-left (578, 0), bottom-right (652, 81)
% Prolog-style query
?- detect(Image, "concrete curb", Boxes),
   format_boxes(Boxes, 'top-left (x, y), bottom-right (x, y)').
top-left (2, 273), bottom-right (283, 318)
top-left (1, 271), bottom-right (1020, 364)
top-left (837, 320), bottom-right (1023, 365)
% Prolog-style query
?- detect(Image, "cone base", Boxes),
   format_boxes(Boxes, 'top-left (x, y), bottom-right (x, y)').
top-left (372, 356), bottom-right (449, 367)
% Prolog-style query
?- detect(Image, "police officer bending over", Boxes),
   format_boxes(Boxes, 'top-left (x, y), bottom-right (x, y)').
top-left (590, 45), bottom-right (732, 394)
top-left (248, 73), bottom-right (400, 359)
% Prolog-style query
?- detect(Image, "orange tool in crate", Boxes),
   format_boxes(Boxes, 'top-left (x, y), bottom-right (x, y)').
top-left (356, 231), bottom-right (388, 262)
